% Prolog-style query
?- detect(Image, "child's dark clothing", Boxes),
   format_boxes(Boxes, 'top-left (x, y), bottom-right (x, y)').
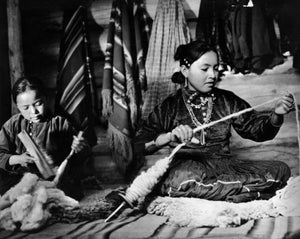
top-left (0, 113), bottom-right (87, 199)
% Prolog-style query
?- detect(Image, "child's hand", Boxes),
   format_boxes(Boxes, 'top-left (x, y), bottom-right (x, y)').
top-left (71, 134), bottom-right (88, 153)
top-left (9, 152), bottom-right (35, 167)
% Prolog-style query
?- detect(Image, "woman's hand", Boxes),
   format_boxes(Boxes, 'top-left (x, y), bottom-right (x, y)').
top-left (170, 125), bottom-right (200, 144)
top-left (71, 134), bottom-right (88, 153)
top-left (9, 152), bottom-right (35, 167)
top-left (274, 93), bottom-right (295, 115)
top-left (153, 125), bottom-right (200, 147)
top-left (170, 125), bottom-right (193, 143)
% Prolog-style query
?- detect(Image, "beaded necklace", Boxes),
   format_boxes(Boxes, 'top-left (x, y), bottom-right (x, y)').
top-left (186, 91), bottom-right (210, 109)
top-left (182, 89), bottom-right (215, 145)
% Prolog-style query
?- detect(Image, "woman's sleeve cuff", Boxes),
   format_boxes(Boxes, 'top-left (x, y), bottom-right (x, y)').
top-left (270, 111), bottom-right (284, 127)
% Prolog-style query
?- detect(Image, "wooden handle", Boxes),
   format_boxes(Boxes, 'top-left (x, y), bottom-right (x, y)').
top-left (53, 131), bottom-right (84, 185)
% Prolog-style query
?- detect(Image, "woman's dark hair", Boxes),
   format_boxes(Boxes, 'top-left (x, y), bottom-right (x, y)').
top-left (171, 41), bottom-right (218, 84)
top-left (12, 76), bottom-right (46, 103)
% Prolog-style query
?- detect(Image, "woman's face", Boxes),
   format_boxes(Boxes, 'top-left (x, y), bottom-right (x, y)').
top-left (16, 89), bottom-right (46, 123)
top-left (183, 51), bottom-right (219, 93)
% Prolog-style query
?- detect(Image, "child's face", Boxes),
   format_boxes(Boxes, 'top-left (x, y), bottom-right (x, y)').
top-left (16, 89), bottom-right (46, 123)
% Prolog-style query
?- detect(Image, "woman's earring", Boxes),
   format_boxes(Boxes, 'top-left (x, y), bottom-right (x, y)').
top-left (184, 77), bottom-right (188, 87)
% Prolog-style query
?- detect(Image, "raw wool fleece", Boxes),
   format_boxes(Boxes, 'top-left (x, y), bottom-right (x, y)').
top-left (147, 176), bottom-right (300, 228)
top-left (271, 176), bottom-right (300, 216)
top-left (0, 173), bottom-right (79, 231)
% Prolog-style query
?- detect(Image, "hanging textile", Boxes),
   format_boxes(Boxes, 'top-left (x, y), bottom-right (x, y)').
top-left (134, 0), bottom-right (153, 95)
top-left (102, 0), bottom-right (151, 175)
top-left (55, 6), bottom-right (98, 146)
top-left (229, 0), bottom-right (283, 74)
top-left (141, 0), bottom-right (191, 120)
top-left (196, 0), bottom-right (233, 71)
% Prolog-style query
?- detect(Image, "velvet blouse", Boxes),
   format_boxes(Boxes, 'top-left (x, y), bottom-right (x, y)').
top-left (134, 87), bottom-right (282, 157)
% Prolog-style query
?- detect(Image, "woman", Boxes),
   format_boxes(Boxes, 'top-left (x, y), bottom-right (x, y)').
top-left (0, 76), bottom-right (90, 199)
top-left (133, 40), bottom-right (294, 203)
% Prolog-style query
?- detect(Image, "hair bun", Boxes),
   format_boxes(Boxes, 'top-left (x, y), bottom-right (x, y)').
top-left (171, 71), bottom-right (185, 84)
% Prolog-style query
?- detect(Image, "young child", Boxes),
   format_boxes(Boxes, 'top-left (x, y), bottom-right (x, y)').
top-left (0, 76), bottom-right (90, 200)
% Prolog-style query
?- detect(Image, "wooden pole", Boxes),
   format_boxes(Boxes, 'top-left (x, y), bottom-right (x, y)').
top-left (7, 0), bottom-right (24, 115)
top-left (0, 0), bottom-right (11, 126)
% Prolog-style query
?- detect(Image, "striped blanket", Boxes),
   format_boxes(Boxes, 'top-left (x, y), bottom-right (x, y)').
top-left (1, 214), bottom-right (299, 238)
top-left (55, 6), bottom-right (97, 145)
top-left (102, 0), bottom-right (152, 174)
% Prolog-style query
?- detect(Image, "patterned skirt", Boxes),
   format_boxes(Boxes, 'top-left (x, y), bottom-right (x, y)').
top-left (156, 152), bottom-right (291, 203)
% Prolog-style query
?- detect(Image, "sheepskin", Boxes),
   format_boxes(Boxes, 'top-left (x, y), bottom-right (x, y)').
top-left (0, 173), bottom-right (79, 231)
top-left (147, 176), bottom-right (300, 228)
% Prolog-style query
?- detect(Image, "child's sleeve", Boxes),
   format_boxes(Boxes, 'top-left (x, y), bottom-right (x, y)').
top-left (0, 123), bottom-right (15, 171)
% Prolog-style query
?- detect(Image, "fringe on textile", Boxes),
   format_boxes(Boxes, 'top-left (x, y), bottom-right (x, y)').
top-left (127, 87), bottom-right (138, 132)
top-left (101, 89), bottom-right (113, 118)
top-left (107, 122), bottom-right (133, 175)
